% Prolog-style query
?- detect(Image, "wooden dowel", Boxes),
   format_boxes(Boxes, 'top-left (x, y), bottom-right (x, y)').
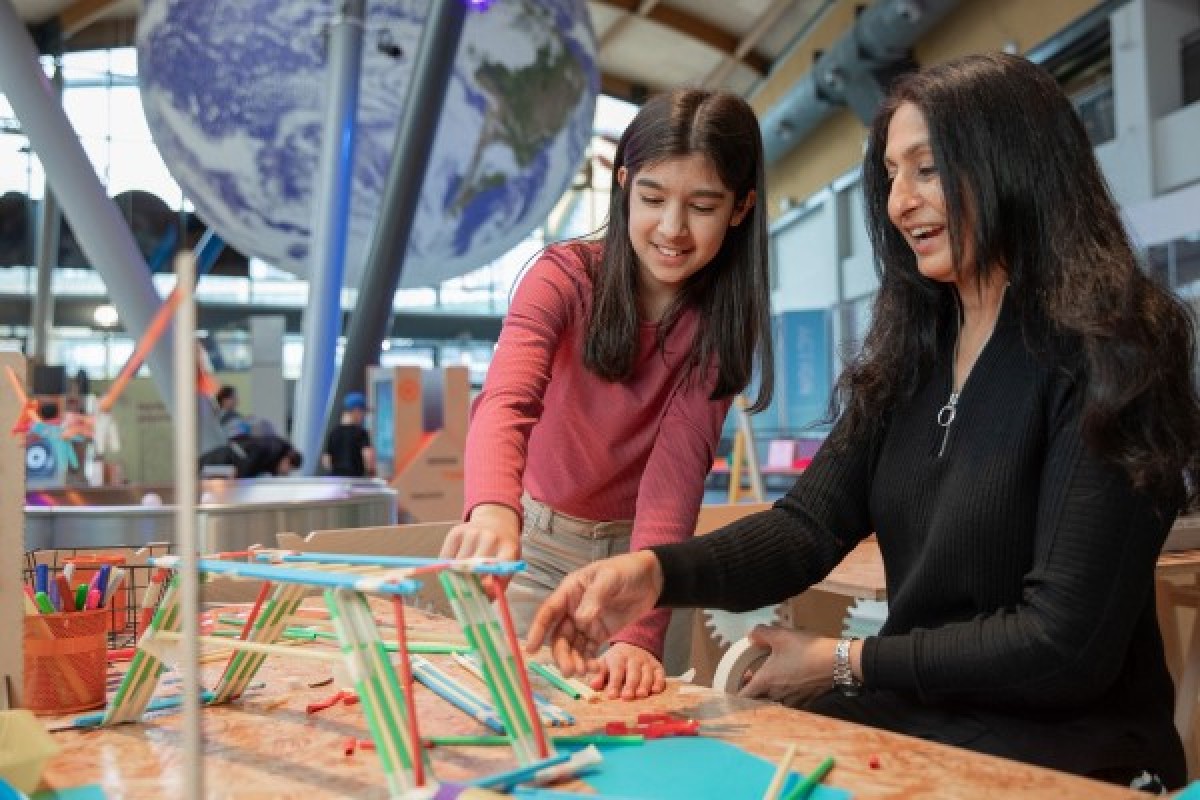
top-left (154, 631), bottom-right (342, 662)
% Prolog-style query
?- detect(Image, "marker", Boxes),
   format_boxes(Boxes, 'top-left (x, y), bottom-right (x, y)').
top-left (62, 562), bottom-right (75, 584)
top-left (94, 564), bottom-right (112, 601)
top-left (34, 563), bottom-right (49, 595)
top-left (34, 591), bottom-right (55, 614)
top-left (75, 583), bottom-right (89, 612)
top-left (84, 588), bottom-right (102, 611)
top-left (101, 567), bottom-right (126, 608)
top-left (55, 575), bottom-right (76, 612)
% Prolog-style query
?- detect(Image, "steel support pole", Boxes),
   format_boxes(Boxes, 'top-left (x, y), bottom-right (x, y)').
top-left (0, 0), bottom-right (225, 451)
top-left (30, 59), bottom-right (61, 366)
top-left (329, 0), bottom-right (467, 445)
top-left (292, 0), bottom-right (366, 473)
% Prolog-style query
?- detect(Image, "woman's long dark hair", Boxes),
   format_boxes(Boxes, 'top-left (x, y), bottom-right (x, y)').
top-left (577, 88), bottom-right (774, 411)
top-left (841, 52), bottom-right (1200, 502)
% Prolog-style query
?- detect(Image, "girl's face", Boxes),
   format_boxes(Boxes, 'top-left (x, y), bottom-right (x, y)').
top-left (618, 153), bottom-right (754, 317)
top-left (884, 102), bottom-right (975, 285)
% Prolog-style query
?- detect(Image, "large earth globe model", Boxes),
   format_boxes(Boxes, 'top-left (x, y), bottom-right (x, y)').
top-left (136, 0), bottom-right (598, 288)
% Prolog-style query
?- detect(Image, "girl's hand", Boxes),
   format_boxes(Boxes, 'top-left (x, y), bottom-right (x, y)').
top-left (525, 551), bottom-right (662, 676)
top-left (737, 626), bottom-right (837, 707)
top-left (591, 642), bottom-right (667, 700)
top-left (439, 504), bottom-right (521, 561)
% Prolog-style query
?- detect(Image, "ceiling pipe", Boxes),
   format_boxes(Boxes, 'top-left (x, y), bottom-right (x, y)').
top-left (760, 0), bottom-right (962, 164)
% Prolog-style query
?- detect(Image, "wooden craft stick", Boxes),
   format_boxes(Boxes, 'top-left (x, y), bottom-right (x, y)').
top-left (154, 631), bottom-right (342, 662)
top-left (762, 743), bottom-right (797, 800)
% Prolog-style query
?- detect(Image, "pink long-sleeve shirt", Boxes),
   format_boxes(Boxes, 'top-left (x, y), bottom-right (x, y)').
top-left (464, 243), bottom-right (732, 656)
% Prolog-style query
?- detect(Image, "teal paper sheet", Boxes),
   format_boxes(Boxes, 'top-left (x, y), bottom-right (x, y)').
top-left (554, 737), bottom-right (851, 800)
top-left (30, 787), bottom-right (106, 800)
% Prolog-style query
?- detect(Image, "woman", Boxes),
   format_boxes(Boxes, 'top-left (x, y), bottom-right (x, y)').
top-left (528, 53), bottom-right (1200, 789)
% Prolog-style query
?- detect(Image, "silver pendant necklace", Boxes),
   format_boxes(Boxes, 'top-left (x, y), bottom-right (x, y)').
top-left (937, 287), bottom-right (1006, 458)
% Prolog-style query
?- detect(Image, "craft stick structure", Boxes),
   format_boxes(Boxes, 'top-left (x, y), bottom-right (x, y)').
top-left (98, 551), bottom-right (569, 797)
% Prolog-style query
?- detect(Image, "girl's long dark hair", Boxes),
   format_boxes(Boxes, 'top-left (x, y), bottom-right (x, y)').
top-left (576, 88), bottom-right (774, 411)
top-left (840, 52), bottom-right (1200, 503)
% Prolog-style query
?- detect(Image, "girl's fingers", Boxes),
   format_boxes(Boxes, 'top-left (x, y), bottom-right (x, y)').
top-left (605, 656), bottom-right (628, 699)
top-left (649, 661), bottom-right (666, 696)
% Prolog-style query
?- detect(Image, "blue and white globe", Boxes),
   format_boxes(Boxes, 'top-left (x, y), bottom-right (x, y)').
top-left (136, 0), bottom-right (598, 288)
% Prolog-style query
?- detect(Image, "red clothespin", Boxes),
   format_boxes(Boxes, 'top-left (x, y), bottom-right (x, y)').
top-left (603, 715), bottom-right (701, 739)
top-left (636, 712), bottom-right (674, 724)
top-left (604, 712), bottom-right (744, 738)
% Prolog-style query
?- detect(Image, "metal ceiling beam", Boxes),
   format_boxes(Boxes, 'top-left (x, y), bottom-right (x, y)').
top-left (760, 0), bottom-right (962, 164)
top-left (0, 296), bottom-right (504, 342)
top-left (703, 0), bottom-right (798, 88)
top-left (599, 0), bottom-right (661, 49)
top-left (592, 0), bottom-right (771, 74)
top-left (59, 0), bottom-right (124, 39)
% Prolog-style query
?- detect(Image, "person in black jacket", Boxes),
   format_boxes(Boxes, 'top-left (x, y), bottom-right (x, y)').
top-left (528, 53), bottom-right (1200, 790)
top-left (322, 392), bottom-right (375, 477)
top-left (198, 433), bottom-right (302, 478)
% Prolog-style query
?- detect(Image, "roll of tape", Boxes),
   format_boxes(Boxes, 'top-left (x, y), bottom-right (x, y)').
top-left (712, 637), bottom-right (769, 694)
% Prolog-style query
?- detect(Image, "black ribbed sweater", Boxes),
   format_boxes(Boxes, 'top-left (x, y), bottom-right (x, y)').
top-left (654, 301), bottom-right (1185, 784)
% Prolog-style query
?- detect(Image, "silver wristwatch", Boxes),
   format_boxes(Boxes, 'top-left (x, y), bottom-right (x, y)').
top-left (833, 637), bottom-right (862, 696)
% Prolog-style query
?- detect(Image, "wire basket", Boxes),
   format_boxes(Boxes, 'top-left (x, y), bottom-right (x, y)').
top-left (24, 543), bottom-right (173, 650)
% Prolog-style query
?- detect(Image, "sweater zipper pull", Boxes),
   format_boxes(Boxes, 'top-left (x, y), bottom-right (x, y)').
top-left (937, 391), bottom-right (959, 458)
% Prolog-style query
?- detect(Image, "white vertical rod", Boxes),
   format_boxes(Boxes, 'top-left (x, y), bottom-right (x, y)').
top-left (173, 250), bottom-right (202, 799)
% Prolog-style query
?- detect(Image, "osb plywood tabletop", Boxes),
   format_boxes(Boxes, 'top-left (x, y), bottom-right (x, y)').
top-left (38, 608), bottom-right (1143, 799)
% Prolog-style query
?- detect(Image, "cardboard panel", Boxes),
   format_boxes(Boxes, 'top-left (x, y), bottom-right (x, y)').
top-left (276, 523), bottom-right (455, 616)
top-left (1, 352), bottom-right (26, 708)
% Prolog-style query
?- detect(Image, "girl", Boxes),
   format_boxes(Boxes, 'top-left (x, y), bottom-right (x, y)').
top-left (440, 88), bottom-right (774, 700)
top-left (529, 54), bottom-right (1200, 789)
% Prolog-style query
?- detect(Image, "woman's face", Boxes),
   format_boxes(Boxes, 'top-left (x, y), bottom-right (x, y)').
top-left (884, 102), bottom-right (973, 285)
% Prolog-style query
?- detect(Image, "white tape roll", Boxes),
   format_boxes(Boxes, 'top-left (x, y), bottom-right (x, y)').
top-left (712, 637), bottom-right (769, 694)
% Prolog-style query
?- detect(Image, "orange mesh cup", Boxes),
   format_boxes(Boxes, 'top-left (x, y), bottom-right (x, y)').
top-left (22, 608), bottom-right (108, 715)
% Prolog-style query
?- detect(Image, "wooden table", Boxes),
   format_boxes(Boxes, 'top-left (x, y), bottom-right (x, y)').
top-left (1156, 548), bottom-right (1200, 758)
top-left (37, 609), bottom-right (1144, 799)
top-left (814, 539), bottom-right (886, 602)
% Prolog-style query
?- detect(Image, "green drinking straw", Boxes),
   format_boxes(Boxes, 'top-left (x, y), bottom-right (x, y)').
top-left (781, 755), bottom-right (836, 800)
top-left (529, 660), bottom-right (583, 700)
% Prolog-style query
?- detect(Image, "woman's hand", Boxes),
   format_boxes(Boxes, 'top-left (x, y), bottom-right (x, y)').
top-left (591, 642), bottom-right (667, 700)
top-left (439, 504), bottom-right (522, 561)
top-left (738, 626), bottom-right (838, 707)
top-left (525, 550), bottom-right (663, 677)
